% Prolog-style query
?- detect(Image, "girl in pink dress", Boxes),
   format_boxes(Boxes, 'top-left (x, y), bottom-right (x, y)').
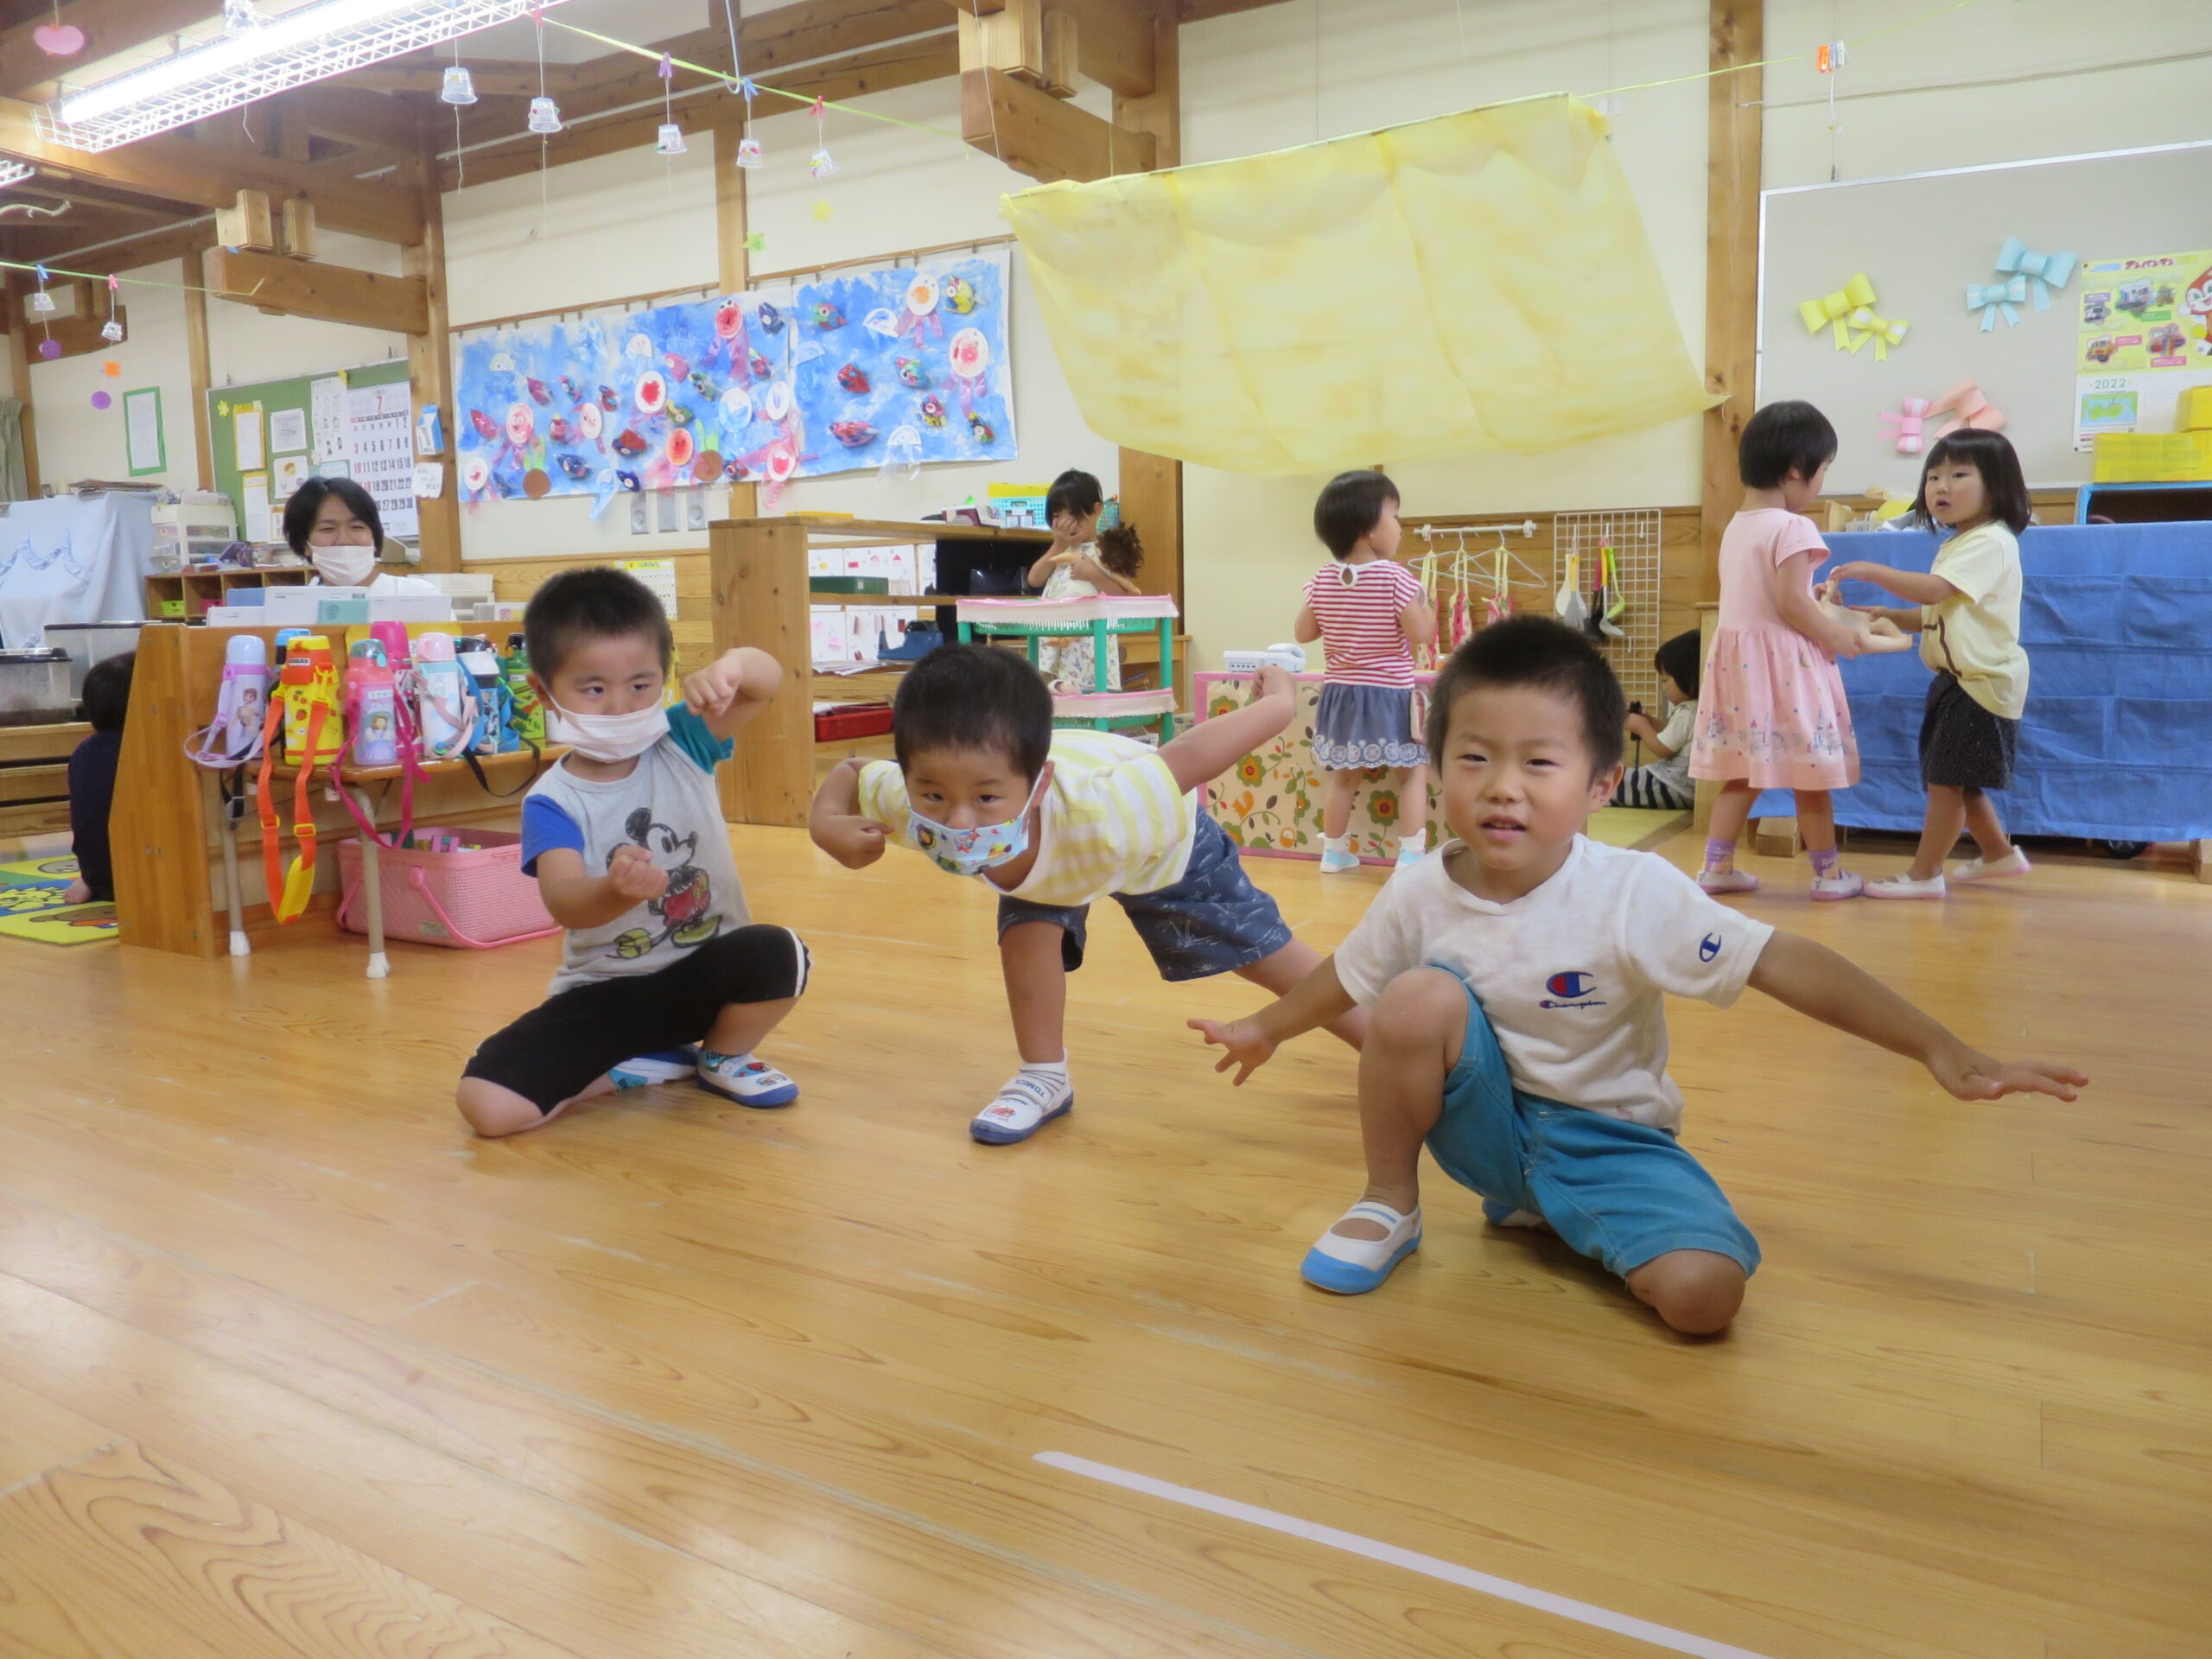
top-left (1690, 401), bottom-right (1866, 899)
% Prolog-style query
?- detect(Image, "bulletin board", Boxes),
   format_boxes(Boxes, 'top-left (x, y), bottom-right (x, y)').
top-left (1758, 140), bottom-right (2212, 495)
top-left (207, 359), bottom-right (414, 547)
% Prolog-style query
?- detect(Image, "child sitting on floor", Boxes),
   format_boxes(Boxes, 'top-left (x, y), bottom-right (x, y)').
top-left (62, 651), bottom-right (133, 906)
top-left (809, 644), bottom-right (1363, 1144)
top-left (1611, 628), bottom-right (1700, 810)
top-left (1191, 616), bottom-right (2084, 1335)
top-left (455, 568), bottom-right (809, 1138)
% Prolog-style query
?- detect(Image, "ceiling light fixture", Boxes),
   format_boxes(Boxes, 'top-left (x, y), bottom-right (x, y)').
top-left (42, 0), bottom-right (571, 152)
top-left (0, 162), bottom-right (34, 188)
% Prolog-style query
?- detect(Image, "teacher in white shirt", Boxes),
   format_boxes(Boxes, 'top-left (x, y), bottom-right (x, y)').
top-left (286, 476), bottom-right (439, 596)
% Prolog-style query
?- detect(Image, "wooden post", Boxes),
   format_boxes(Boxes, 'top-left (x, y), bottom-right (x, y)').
top-left (5, 286), bottom-right (41, 496)
top-left (183, 251), bottom-right (214, 490)
top-left (712, 122), bottom-right (763, 822)
top-left (710, 518), bottom-right (812, 829)
top-left (111, 624), bottom-right (218, 956)
top-left (402, 125), bottom-right (461, 572)
top-left (1699, 0), bottom-right (1762, 602)
top-left (1114, 3), bottom-right (1181, 612)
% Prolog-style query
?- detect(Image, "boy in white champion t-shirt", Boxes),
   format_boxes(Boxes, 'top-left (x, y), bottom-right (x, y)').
top-left (1192, 617), bottom-right (2085, 1336)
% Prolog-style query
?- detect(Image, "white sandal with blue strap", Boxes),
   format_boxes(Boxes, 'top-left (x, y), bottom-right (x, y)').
top-left (1300, 1199), bottom-right (1421, 1294)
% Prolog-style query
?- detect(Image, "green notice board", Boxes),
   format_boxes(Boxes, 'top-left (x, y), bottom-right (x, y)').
top-left (207, 359), bottom-right (411, 547)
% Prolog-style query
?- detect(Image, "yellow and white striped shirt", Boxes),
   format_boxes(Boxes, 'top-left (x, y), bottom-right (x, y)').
top-left (859, 730), bottom-right (1197, 906)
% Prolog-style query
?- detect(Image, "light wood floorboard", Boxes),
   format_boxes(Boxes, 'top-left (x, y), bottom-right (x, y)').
top-left (0, 824), bottom-right (2205, 1658)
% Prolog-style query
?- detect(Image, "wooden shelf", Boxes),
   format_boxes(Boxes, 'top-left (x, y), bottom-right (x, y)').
top-left (743, 515), bottom-right (1052, 549)
top-left (145, 566), bottom-right (313, 621)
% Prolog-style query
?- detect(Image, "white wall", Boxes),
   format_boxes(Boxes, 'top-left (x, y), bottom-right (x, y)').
top-left (22, 258), bottom-right (197, 493)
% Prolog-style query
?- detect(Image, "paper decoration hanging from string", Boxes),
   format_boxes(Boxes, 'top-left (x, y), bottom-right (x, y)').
top-left (1001, 94), bottom-right (1714, 475)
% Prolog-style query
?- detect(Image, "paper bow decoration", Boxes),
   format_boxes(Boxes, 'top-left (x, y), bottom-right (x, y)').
top-left (1879, 396), bottom-right (1931, 454)
top-left (1968, 272), bottom-right (2029, 330)
top-left (1845, 303), bottom-right (1909, 360)
top-left (1994, 236), bottom-right (2075, 311)
top-left (1925, 379), bottom-right (2005, 439)
top-left (1800, 271), bottom-right (1876, 349)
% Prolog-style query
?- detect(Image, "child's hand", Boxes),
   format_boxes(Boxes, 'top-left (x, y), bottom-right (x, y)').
top-left (607, 842), bottom-right (670, 905)
top-left (1251, 664), bottom-right (1294, 702)
top-left (817, 814), bottom-right (891, 869)
top-left (1625, 710), bottom-right (1660, 741)
top-left (1186, 1015), bottom-right (1277, 1085)
top-left (1825, 624), bottom-right (1865, 660)
top-left (1827, 561), bottom-right (1880, 588)
top-left (1928, 1040), bottom-right (2088, 1103)
top-left (683, 653), bottom-right (747, 720)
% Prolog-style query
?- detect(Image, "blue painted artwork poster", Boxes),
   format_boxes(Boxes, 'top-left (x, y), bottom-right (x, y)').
top-left (453, 249), bottom-right (1015, 502)
top-left (786, 250), bottom-right (1017, 478)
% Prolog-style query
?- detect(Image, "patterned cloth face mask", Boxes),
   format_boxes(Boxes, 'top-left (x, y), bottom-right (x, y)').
top-left (908, 772), bottom-right (1046, 876)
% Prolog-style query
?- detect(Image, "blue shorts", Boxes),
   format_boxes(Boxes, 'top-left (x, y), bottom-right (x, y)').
top-left (998, 813), bottom-right (1294, 982)
top-left (1423, 971), bottom-right (1760, 1279)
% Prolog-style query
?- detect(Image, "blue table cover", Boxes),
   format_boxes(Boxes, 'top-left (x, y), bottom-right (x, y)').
top-left (1751, 524), bottom-right (2212, 842)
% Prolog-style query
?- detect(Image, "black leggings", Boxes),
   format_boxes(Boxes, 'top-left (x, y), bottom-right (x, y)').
top-left (464, 924), bottom-right (810, 1114)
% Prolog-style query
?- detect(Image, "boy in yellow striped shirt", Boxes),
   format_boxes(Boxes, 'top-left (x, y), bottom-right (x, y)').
top-left (811, 645), bottom-right (1364, 1142)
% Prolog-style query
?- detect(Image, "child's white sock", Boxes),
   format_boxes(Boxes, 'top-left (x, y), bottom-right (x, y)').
top-left (1322, 834), bottom-right (1350, 854)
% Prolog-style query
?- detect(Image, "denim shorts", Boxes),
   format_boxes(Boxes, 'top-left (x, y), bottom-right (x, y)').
top-left (998, 812), bottom-right (1294, 982)
top-left (1423, 971), bottom-right (1760, 1279)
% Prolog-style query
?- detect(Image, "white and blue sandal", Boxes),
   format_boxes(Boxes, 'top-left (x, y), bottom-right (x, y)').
top-left (696, 1051), bottom-right (800, 1109)
top-left (1300, 1200), bottom-right (1421, 1294)
top-left (608, 1046), bottom-right (700, 1090)
top-left (970, 1070), bottom-right (1074, 1144)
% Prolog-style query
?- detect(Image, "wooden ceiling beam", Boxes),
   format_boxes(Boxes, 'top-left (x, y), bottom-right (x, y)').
top-left (11, 215), bottom-right (215, 276)
top-left (1177, 0), bottom-right (1293, 17)
top-left (442, 34), bottom-right (958, 194)
top-left (960, 66), bottom-right (1153, 182)
top-left (205, 245), bottom-right (429, 334)
top-left (0, 97), bottom-right (424, 243)
top-left (282, 86), bottom-right (426, 154)
top-left (0, 0), bottom-right (210, 102)
top-left (1051, 0), bottom-right (1154, 99)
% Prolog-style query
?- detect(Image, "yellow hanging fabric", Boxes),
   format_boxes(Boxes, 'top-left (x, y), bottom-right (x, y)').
top-left (1003, 94), bottom-right (1716, 477)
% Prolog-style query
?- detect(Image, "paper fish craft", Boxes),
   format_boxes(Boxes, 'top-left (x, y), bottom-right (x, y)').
top-left (895, 357), bottom-right (925, 388)
top-left (747, 348), bottom-right (772, 381)
top-left (612, 429), bottom-right (648, 458)
top-left (918, 394), bottom-right (947, 428)
top-left (829, 420), bottom-right (877, 448)
top-left (808, 302), bottom-right (844, 330)
top-left (556, 453), bottom-right (593, 480)
top-left (943, 276), bottom-right (976, 314)
top-left (615, 469), bottom-right (641, 492)
top-left (688, 371), bottom-right (720, 400)
top-left (526, 377), bottom-right (553, 404)
top-left (664, 353), bottom-right (690, 380)
top-left (665, 402), bottom-right (696, 427)
top-left (967, 412), bottom-right (994, 442)
top-left (756, 302), bottom-right (785, 334)
top-left (468, 409), bottom-right (500, 442)
top-left (598, 385), bottom-right (619, 410)
top-left (837, 363), bottom-right (870, 394)
top-left (549, 416), bottom-right (575, 443)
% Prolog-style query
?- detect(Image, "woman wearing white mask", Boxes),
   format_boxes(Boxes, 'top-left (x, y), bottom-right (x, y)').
top-left (284, 476), bottom-right (439, 595)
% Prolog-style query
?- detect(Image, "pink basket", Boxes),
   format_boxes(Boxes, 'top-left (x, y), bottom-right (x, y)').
top-left (335, 830), bottom-right (559, 950)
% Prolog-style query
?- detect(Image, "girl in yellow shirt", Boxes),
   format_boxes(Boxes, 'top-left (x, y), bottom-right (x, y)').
top-left (1829, 429), bottom-right (2033, 900)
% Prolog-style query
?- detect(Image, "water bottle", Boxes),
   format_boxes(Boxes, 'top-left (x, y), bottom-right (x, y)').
top-left (412, 631), bottom-right (472, 759)
top-left (346, 641), bottom-right (399, 768)
top-left (281, 634), bottom-right (346, 765)
top-left (502, 633), bottom-right (543, 748)
top-left (368, 620), bottom-right (412, 674)
top-left (456, 636), bottom-right (504, 756)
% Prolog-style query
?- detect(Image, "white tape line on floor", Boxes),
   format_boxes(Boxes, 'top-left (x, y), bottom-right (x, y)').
top-left (1033, 1451), bottom-right (1781, 1659)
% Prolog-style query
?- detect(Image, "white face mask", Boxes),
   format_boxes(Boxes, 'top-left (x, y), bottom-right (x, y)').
top-left (545, 696), bottom-right (669, 762)
top-left (311, 542), bottom-right (378, 587)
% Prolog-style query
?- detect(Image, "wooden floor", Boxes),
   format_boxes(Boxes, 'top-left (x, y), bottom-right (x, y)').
top-left (1, 823), bottom-right (2208, 1659)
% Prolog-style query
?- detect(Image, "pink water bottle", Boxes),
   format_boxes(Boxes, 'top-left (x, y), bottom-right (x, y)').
top-left (369, 620), bottom-right (412, 674)
top-left (346, 641), bottom-right (399, 768)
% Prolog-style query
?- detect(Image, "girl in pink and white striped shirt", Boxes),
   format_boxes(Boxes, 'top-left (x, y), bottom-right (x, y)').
top-left (1294, 471), bottom-right (1437, 874)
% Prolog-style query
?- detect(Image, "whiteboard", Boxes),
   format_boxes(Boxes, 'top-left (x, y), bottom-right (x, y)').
top-left (1758, 141), bottom-right (2212, 494)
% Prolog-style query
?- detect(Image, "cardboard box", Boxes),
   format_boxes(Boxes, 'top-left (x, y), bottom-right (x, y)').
top-left (2093, 431), bottom-right (2212, 483)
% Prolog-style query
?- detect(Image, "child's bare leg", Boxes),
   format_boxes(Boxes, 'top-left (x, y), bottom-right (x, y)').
top-left (1908, 785), bottom-right (1969, 880)
top-left (1001, 920), bottom-right (1068, 1063)
top-left (1794, 788), bottom-right (1836, 855)
top-left (1236, 938), bottom-right (1365, 1049)
top-left (1624, 1250), bottom-right (1746, 1336)
top-left (1961, 788), bottom-right (2014, 862)
top-left (1702, 780), bottom-right (1755, 867)
top-left (455, 1072), bottom-right (616, 1139)
top-left (703, 995), bottom-right (798, 1057)
top-left (1389, 764), bottom-right (1430, 849)
top-left (1329, 968), bottom-right (1463, 1239)
top-left (1319, 767), bottom-right (1357, 839)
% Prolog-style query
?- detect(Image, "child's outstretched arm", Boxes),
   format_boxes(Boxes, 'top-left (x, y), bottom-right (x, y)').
top-left (533, 844), bottom-right (668, 931)
top-left (1189, 957), bottom-right (1356, 1084)
top-left (1749, 931), bottom-right (2087, 1102)
top-left (683, 646), bottom-right (783, 741)
top-left (808, 756), bottom-right (891, 868)
top-left (1775, 550), bottom-right (1864, 658)
top-left (1158, 664), bottom-right (1297, 795)
top-left (1828, 560), bottom-right (1958, 607)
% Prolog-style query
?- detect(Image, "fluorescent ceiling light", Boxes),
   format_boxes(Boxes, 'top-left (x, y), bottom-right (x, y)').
top-left (42, 0), bottom-right (570, 153)
top-left (0, 162), bottom-right (33, 188)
